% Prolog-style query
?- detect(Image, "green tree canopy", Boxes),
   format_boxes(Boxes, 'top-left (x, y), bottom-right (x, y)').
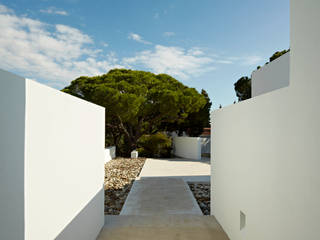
top-left (234, 76), bottom-right (251, 101)
top-left (269, 49), bottom-right (289, 62)
top-left (184, 89), bottom-right (211, 136)
top-left (62, 69), bottom-right (207, 156)
top-left (163, 89), bottom-right (211, 136)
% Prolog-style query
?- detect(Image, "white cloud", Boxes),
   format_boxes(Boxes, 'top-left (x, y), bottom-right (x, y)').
top-left (215, 60), bottom-right (233, 64)
top-left (0, 3), bottom-right (234, 86)
top-left (128, 33), bottom-right (151, 45)
top-left (102, 42), bottom-right (109, 47)
top-left (40, 7), bottom-right (68, 16)
top-left (163, 31), bottom-right (175, 37)
top-left (224, 55), bottom-right (263, 66)
top-left (0, 4), bottom-right (13, 13)
top-left (187, 47), bottom-right (204, 56)
top-left (0, 4), bottom-right (123, 88)
top-left (242, 55), bottom-right (263, 66)
top-left (123, 45), bottom-right (215, 80)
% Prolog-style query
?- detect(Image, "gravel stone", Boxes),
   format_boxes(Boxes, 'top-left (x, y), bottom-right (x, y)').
top-left (104, 157), bottom-right (146, 215)
top-left (188, 182), bottom-right (210, 215)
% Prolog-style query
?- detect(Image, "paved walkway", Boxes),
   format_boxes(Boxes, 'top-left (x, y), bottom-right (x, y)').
top-left (120, 157), bottom-right (210, 215)
top-left (138, 157), bottom-right (210, 182)
top-left (98, 157), bottom-right (229, 239)
top-left (120, 177), bottom-right (202, 215)
top-left (98, 215), bottom-right (229, 240)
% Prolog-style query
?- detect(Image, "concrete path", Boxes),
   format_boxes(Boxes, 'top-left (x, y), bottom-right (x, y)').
top-left (120, 177), bottom-right (202, 215)
top-left (120, 157), bottom-right (210, 215)
top-left (98, 157), bottom-right (229, 239)
top-left (98, 215), bottom-right (229, 240)
top-left (138, 157), bottom-right (210, 182)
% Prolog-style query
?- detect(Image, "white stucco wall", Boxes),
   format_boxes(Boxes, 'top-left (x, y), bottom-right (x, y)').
top-left (173, 136), bottom-right (201, 160)
top-left (0, 70), bottom-right (25, 240)
top-left (211, 1), bottom-right (320, 239)
top-left (25, 80), bottom-right (105, 240)
top-left (252, 52), bottom-right (290, 97)
top-left (0, 72), bottom-right (105, 240)
top-left (251, 52), bottom-right (290, 97)
top-left (105, 146), bottom-right (116, 163)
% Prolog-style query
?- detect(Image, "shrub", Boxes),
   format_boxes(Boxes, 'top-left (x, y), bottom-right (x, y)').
top-left (137, 132), bottom-right (172, 158)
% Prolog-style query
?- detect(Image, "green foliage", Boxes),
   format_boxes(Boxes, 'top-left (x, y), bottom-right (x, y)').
top-left (183, 89), bottom-right (211, 136)
top-left (234, 76), bottom-right (251, 101)
top-left (62, 69), bottom-right (206, 156)
top-left (269, 49), bottom-right (289, 62)
top-left (163, 89), bottom-right (212, 136)
top-left (137, 132), bottom-right (172, 158)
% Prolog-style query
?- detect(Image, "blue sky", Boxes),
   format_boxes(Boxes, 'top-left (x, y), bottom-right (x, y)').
top-left (0, 0), bottom-right (289, 108)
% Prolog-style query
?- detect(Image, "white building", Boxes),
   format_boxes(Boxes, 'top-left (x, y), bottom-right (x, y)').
top-left (211, 0), bottom-right (320, 239)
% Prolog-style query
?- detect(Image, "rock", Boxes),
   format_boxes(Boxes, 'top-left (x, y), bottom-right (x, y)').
top-left (104, 157), bottom-right (146, 215)
top-left (188, 182), bottom-right (210, 215)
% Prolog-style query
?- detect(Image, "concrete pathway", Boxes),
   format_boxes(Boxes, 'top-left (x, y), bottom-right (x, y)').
top-left (120, 177), bottom-right (202, 215)
top-left (98, 215), bottom-right (229, 240)
top-left (138, 157), bottom-right (210, 182)
top-left (120, 157), bottom-right (210, 215)
top-left (98, 157), bottom-right (229, 239)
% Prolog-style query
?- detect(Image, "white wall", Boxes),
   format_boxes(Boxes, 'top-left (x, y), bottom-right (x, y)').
top-left (25, 80), bottom-right (105, 240)
top-left (211, 1), bottom-right (320, 239)
top-left (0, 72), bottom-right (105, 240)
top-left (252, 52), bottom-right (290, 97)
top-left (105, 146), bottom-right (116, 163)
top-left (200, 137), bottom-right (210, 155)
top-left (0, 70), bottom-right (25, 240)
top-left (173, 136), bottom-right (201, 160)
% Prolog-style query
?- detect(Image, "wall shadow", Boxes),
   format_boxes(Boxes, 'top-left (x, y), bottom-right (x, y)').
top-left (55, 188), bottom-right (104, 240)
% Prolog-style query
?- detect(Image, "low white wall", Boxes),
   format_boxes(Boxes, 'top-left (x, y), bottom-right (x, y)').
top-left (211, 1), bottom-right (320, 239)
top-left (105, 146), bottom-right (116, 163)
top-left (0, 70), bottom-right (105, 240)
top-left (173, 136), bottom-right (201, 160)
top-left (200, 137), bottom-right (210, 155)
top-left (252, 52), bottom-right (289, 97)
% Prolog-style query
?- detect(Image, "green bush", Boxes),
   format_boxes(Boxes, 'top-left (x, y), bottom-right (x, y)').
top-left (137, 132), bottom-right (172, 158)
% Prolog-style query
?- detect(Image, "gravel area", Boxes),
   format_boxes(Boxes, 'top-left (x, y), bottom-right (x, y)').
top-left (104, 157), bottom-right (146, 215)
top-left (188, 182), bottom-right (210, 215)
